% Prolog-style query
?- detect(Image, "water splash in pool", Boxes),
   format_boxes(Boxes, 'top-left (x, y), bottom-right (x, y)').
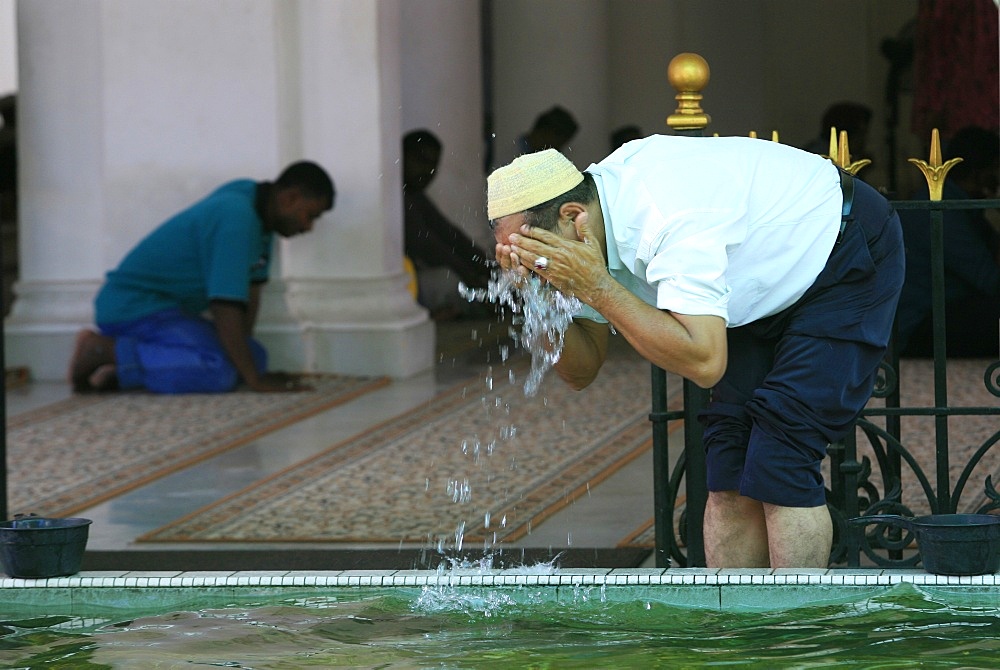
top-left (460, 271), bottom-right (583, 396)
top-left (428, 272), bottom-right (584, 569)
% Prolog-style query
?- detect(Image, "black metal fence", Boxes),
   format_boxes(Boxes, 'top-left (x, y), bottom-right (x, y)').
top-left (650, 196), bottom-right (1000, 569)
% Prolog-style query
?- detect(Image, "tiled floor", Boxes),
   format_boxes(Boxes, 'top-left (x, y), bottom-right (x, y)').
top-left (5, 320), bottom-right (673, 566)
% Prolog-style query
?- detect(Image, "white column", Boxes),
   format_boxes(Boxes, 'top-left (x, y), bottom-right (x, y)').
top-left (257, 0), bottom-right (432, 377)
top-left (7, 0), bottom-right (433, 381)
top-left (5, 0), bottom-right (105, 381)
top-left (400, 0), bottom-right (488, 251)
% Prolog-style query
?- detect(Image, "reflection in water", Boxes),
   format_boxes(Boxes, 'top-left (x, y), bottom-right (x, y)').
top-left (2, 588), bottom-right (1000, 668)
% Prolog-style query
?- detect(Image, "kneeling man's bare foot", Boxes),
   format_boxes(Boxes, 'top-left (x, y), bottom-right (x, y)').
top-left (68, 330), bottom-right (118, 392)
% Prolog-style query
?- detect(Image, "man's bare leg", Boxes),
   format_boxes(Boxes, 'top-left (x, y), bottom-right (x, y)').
top-left (763, 502), bottom-right (832, 568)
top-left (68, 329), bottom-right (118, 392)
top-left (704, 490), bottom-right (770, 568)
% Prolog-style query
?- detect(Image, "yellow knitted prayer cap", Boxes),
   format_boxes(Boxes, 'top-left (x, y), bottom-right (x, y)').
top-left (487, 149), bottom-right (584, 220)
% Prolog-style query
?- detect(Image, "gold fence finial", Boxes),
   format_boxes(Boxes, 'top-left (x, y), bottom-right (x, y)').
top-left (829, 129), bottom-right (872, 175)
top-left (666, 53), bottom-right (711, 131)
top-left (826, 127), bottom-right (838, 159)
top-left (908, 128), bottom-right (962, 201)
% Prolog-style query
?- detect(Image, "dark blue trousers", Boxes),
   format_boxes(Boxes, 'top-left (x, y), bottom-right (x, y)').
top-left (100, 308), bottom-right (267, 394)
top-left (700, 179), bottom-right (905, 507)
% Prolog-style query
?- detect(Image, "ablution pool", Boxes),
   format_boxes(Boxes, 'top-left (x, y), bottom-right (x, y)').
top-left (2, 567), bottom-right (999, 668)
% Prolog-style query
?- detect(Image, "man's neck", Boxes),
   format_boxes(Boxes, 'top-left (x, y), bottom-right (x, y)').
top-left (255, 182), bottom-right (274, 229)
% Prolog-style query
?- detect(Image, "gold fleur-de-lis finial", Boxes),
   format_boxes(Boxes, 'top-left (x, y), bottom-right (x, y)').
top-left (826, 128), bottom-right (871, 175)
top-left (908, 128), bottom-right (963, 201)
top-left (826, 127), bottom-right (838, 159)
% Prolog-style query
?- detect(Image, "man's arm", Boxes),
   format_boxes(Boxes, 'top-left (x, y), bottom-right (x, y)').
top-left (554, 318), bottom-right (610, 390)
top-left (247, 282), bottom-right (264, 335)
top-left (586, 280), bottom-right (727, 389)
top-left (210, 300), bottom-right (265, 389)
top-left (510, 214), bottom-right (728, 389)
top-left (210, 299), bottom-right (304, 392)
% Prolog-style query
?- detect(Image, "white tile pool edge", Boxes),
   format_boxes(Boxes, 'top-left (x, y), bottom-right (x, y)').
top-left (3, 568), bottom-right (999, 588)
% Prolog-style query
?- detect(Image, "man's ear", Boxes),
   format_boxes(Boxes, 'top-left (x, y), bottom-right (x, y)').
top-left (557, 202), bottom-right (586, 236)
top-left (277, 186), bottom-right (305, 208)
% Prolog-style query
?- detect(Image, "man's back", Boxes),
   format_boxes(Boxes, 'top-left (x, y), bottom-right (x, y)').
top-left (587, 135), bottom-right (844, 327)
top-left (96, 180), bottom-right (271, 324)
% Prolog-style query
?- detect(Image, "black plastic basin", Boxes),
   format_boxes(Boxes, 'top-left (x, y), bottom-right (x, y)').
top-left (851, 513), bottom-right (1000, 576)
top-left (0, 516), bottom-right (92, 578)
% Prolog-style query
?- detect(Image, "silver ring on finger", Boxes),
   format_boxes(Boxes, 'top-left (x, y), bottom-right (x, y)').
top-left (534, 256), bottom-right (549, 271)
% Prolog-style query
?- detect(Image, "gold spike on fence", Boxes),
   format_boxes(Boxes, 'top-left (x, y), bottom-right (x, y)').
top-left (909, 128), bottom-right (963, 201)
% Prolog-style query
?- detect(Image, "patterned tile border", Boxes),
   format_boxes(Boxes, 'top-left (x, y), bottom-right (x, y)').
top-left (3, 568), bottom-right (998, 589)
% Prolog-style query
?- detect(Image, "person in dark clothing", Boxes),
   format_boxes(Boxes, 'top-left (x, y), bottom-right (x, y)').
top-left (895, 126), bottom-right (1000, 357)
top-left (609, 124), bottom-right (644, 152)
top-left (516, 106), bottom-right (579, 155)
top-left (802, 102), bottom-right (873, 160)
top-left (403, 130), bottom-right (491, 318)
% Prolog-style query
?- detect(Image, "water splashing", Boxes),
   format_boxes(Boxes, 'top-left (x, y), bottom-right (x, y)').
top-left (460, 271), bottom-right (583, 395)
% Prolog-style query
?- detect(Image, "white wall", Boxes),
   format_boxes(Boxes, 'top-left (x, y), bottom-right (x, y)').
top-left (98, 0), bottom-right (285, 267)
top-left (400, 0), bottom-right (488, 249)
top-left (0, 0), bottom-right (15, 96)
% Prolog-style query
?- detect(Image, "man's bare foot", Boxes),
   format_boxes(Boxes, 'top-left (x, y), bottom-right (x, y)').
top-left (68, 329), bottom-right (118, 392)
top-left (88, 363), bottom-right (119, 391)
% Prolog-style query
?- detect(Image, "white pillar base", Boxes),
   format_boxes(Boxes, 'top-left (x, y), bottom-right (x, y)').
top-left (4, 274), bottom-right (435, 382)
top-left (257, 273), bottom-right (434, 379)
top-left (4, 279), bottom-right (97, 382)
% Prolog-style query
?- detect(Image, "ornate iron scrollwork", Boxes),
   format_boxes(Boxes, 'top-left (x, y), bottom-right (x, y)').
top-left (871, 360), bottom-right (898, 399)
top-left (985, 361), bottom-right (1000, 398)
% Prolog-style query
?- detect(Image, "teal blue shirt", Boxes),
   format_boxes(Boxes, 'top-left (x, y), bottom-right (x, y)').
top-left (95, 180), bottom-right (274, 325)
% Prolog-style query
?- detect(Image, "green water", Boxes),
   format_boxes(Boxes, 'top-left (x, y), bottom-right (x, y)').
top-left (1, 586), bottom-right (998, 669)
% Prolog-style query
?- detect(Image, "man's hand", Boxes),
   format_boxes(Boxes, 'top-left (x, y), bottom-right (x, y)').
top-left (211, 301), bottom-right (314, 393)
top-left (507, 212), bottom-right (612, 304)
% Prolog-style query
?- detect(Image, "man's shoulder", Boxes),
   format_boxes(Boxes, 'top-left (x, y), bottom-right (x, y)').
top-left (205, 179), bottom-right (257, 205)
top-left (186, 180), bottom-right (258, 220)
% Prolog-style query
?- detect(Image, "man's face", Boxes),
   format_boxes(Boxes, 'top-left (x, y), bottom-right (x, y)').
top-left (269, 189), bottom-right (331, 238)
top-left (403, 145), bottom-right (441, 190)
top-left (492, 212), bottom-right (529, 247)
